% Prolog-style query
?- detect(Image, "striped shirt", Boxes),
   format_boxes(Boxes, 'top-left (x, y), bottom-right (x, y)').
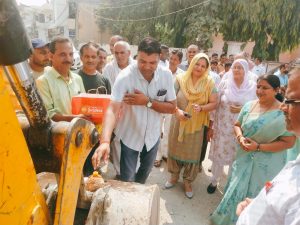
top-left (237, 155), bottom-right (300, 225)
top-left (103, 58), bottom-right (135, 87)
top-left (112, 64), bottom-right (176, 152)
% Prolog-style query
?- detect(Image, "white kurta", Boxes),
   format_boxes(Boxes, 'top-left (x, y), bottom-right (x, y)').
top-left (237, 155), bottom-right (300, 225)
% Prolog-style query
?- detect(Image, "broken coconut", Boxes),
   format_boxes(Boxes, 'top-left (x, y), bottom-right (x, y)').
top-left (86, 171), bottom-right (105, 192)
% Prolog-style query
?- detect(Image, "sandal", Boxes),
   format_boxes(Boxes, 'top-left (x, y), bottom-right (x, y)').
top-left (154, 160), bottom-right (162, 167)
top-left (184, 182), bottom-right (193, 199)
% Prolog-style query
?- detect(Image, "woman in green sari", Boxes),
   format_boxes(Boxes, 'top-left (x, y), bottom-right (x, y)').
top-left (210, 74), bottom-right (297, 225)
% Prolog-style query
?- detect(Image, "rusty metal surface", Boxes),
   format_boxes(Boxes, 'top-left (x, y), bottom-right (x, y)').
top-left (4, 64), bottom-right (51, 128)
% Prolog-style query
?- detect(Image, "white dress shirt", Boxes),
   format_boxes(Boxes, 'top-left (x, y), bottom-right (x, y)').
top-left (251, 64), bottom-right (266, 77)
top-left (173, 67), bottom-right (184, 76)
top-left (103, 58), bottom-right (135, 87)
top-left (111, 64), bottom-right (176, 152)
top-left (158, 60), bottom-right (169, 69)
top-left (237, 155), bottom-right (300, 225)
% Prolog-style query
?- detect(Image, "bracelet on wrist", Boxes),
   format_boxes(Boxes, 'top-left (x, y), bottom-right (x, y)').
top-left (101, 140), bottom-right (110, 144)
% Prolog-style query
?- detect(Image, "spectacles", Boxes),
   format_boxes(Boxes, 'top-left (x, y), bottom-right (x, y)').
top-left (283, 98), bottom-right (300, 105)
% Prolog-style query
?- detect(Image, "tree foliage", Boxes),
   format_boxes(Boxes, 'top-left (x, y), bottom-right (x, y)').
top-left (95, 0), bottom-right (300, 59)
top-left (95, 0), bottom-right (220, 49)
top-left (218, 0), bottom-right (300, 60)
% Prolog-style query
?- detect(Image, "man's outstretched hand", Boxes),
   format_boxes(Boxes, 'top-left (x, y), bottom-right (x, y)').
top-left (92, 142), bottom-right (110, 170)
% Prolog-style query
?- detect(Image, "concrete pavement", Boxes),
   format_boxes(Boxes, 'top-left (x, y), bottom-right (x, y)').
top-left (147, 155), bottom-right (229, 225)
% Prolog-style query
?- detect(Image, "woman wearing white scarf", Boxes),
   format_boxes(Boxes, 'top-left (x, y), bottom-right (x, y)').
top-left (207, 59), bottom-right (257, 194)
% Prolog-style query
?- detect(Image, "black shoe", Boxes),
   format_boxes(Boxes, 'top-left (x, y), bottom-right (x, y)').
top-left (207, 183), bottom-right (217, 194)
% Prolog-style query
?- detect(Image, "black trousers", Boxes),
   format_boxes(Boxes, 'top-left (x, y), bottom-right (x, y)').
top-left (200, 126), bottom-right (208, 164)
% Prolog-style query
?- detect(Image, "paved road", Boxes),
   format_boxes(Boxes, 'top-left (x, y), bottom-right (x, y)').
top-left (147, 153), bottom-right (229, 225)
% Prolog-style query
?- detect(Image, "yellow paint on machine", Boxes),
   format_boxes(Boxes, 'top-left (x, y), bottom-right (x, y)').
top-left (0, 67), bottom-right (50, 225)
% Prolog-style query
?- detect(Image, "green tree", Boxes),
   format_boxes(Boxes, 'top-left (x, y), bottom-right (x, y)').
top-left (95, 0), bottom-right (300, 60)
top-left (218, 0), bottom-right (300, 60)
top-left (95, 0), bottom-right (221, 48)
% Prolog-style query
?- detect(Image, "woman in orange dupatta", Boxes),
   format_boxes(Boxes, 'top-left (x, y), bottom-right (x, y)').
top-left (165, 53), bottom-right (218, 198)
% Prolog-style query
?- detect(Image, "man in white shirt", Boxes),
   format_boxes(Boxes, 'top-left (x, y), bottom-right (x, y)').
top-left (168, 49), bottom-right (184, 76)
top-left (102, 40), bottom-right (134, 177)
top-left (103, 40), bottom-right (134, 87)
top-left (92, 37), bottom-right (176, 184)
top-left (236, 67), bottom-right (300, 225)
top-left (158, 44), bottom-right (169, 69)
top-left (251, 57), bottom-right (266, 77)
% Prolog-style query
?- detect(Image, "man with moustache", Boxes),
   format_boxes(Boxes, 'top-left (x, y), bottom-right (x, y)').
top-left (78, 42), bottom-right (111, 94)
top-left (36, 37), bottom-right (87, 122)
top-left (77, 42), bottom-right (111, 176)
top-left (235, 67), bottom-right (300, 225)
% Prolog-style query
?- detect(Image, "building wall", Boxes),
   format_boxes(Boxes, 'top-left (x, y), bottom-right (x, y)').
top-left (76, 2), bottom-right (111, 45)
top-left (279, 46), bottom-right (300, 63)
top-left (210, 34), bottom-right (299, 62)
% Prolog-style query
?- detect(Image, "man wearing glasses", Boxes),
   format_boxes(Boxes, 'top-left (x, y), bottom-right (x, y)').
top-left (236, 67), bottom-right (300, 225)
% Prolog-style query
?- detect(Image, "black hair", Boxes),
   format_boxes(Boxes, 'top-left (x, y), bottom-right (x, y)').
top-left (138, 37), bottom-right (161, 55)
top-left (256, 57), bottom-right (262, 62)
top-left (258, 74), bottom-right (284, 102)
top-left (279, 64), bottom-right (286, 69)
top-left (210, 60), bottom-right (218, 65)
top-left (212, 53), bottom-right (218, 57)
top-left (79, 41), bottom-right (100, 56)
top-left (220, 53), bottom-right (227, 58)
top-left (49, 36), bottom-right (72, 54)
top-left (98, 47), bottom-right (107, 53)
top-left (225, 62), bottom-right (232, 67)
top-left (171, 49), bottom-right (183, 61)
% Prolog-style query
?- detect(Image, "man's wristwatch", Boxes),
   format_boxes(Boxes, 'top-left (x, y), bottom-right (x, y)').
top-left (146, 98), bottom-right (152, 108)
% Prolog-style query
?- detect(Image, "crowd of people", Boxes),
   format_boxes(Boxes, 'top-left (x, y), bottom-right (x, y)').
top-left (26, 34), bottom-right (299, 224)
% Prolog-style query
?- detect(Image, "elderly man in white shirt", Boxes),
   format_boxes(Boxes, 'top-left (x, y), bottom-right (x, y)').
top-left (103, 40), bottom-right (134, 87)
top-left (102, 40), bottom-right (135, 177)
top-left (236, 67), bottom-right (300, 225)
top-left (92, 37), bottom-right (176, 184)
